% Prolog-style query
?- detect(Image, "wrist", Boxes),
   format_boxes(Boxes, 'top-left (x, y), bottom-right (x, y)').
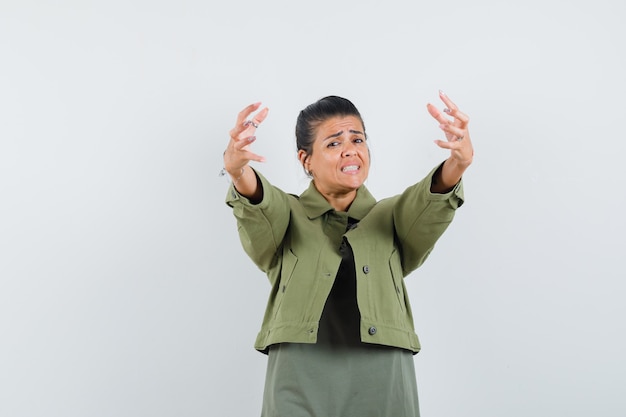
top-left (446, 156), bottom-right (470, 171)
top-left (229, 166), bottom-right (245, 183)
top-left (431, 158), bottom-right (465, 193)
top-left (443, 157), bottom-right (470, 181)
top-left (219, 165), bottom-right (246, 184)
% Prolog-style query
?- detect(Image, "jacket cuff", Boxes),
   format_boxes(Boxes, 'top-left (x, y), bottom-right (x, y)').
top-left (425, 163), bottom-right (465, 209)
top-left (224, 167), bottom-right (273, 210)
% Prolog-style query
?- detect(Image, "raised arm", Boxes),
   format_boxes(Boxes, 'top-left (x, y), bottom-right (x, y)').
top-left (393, 91), bottom-right (472, 273)
top-left (223, 102), bottom-right (269, 203)
top-left (223, 103), bottom-right (292, 273)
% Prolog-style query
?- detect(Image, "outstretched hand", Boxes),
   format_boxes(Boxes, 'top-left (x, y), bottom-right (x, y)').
top-left (426, 91), bottom-right (474, 192)
top-left (427, 91), bottom-right (473, 169)
top-left (223, 102), bottom-right (269, 177)
top-left (222, 102), bottom-right (269, 201)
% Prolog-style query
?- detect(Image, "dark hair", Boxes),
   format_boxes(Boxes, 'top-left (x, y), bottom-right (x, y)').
top-left (295, 96), bottom-right (366, 162)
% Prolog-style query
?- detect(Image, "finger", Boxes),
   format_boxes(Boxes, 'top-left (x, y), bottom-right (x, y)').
top-left (439, 90), bottom-right (458, 111)
top-left (230, 126), bottom-right (255, 142)
top-left (234, 135), bottom-right (257, 151)
top-left (250, 107), bottom-right (269, 125)
top-left (439, 91), bottom-right (470, 128)
top-left (236, 102), bottom-right (262, 126)
top-left (240, 106), bottom-right (270, 136)
top-left (230, 136), bottom-right (266, 160)
top-left (426, 103), bottom-right (449, 125)
top-left (443, 107), bottom-right (470, 128)
top-left (223, 142), bottom-right (266, 171)
top-left (230, 115), bottom-right (261, 141)
top-left (239, 149), bottom-right (266, 163)
top-left (231, 102), bottom-right (262, 138)
top-left (433, 139), bottom-right (464, 150)
top-left (439, 124), bottom-right (466, 141)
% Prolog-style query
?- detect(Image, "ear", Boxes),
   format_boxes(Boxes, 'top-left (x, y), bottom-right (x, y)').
top-left (297, 149), bottom-right (309, 171)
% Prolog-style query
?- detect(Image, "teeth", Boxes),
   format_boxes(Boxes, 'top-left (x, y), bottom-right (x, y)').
top-left (342, 165), bottom-right (358, 172)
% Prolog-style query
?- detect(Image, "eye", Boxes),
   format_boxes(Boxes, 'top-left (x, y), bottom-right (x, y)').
top-left (327, 141), bottom-right (340, 148)
top-left (354, 138), bottom-right (364, 144)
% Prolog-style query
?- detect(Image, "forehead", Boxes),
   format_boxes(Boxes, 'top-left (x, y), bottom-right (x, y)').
top-left (315, 115), bottom-right (364, 137)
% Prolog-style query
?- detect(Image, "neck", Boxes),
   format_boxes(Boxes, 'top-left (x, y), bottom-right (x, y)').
top-left (314, 183), bottom-right (358, 212)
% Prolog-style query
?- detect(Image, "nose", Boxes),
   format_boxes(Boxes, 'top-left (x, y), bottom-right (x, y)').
top-left (342, 142), bottom-right (356, 157)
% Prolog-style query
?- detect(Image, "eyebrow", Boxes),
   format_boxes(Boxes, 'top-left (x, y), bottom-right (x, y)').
top-left (323, 130), bottom-right (364, 141)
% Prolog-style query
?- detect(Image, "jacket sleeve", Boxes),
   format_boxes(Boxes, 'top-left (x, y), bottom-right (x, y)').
top-left (225, 169), bottom-right (290, 273)
top-left (393, 162), bottom-right (465, 275)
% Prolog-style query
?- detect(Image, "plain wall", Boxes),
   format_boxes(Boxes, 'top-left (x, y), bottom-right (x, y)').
top-left (1, 0), bottom-right (625, 416)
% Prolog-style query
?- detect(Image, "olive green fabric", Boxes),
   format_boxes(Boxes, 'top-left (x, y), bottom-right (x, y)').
top-left (225, 163), bottom-right (464, 353)
top-left (262, 343), bottom-right (420, 417)
top-left (260, 226), bottom-right (420, 416)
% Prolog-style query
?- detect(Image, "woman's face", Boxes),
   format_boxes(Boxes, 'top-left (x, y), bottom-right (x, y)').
top-left (299, 115), bottom-right (370, 197)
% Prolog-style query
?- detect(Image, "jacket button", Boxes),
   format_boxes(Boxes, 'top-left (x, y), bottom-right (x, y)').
top-left (363, 265), bottom-right (370, 274)
top-left (368, 326), bottom-right (377, 335)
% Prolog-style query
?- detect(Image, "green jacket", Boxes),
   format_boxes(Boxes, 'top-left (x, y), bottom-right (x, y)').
top-left (225, 164), bottom-right (464, 354)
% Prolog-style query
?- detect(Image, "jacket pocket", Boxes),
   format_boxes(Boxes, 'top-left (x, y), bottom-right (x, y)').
top-left (388, 249), bottom-right (406, 313)
top-left (272, 248), bottom-right (298, 318)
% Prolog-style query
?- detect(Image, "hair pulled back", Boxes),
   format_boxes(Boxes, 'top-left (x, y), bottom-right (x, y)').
top-left (295, 96), bottom-right (366, 163)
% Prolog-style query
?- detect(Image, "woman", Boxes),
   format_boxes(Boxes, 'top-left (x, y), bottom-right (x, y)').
top-left (224, 92), bottom-right (473, 416)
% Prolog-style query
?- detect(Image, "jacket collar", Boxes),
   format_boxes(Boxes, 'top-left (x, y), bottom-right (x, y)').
top-left (299, 181), bottom-right (377, 220)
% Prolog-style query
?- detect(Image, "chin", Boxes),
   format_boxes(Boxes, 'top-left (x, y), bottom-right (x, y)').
top-left (347, 177), bottom-right (366, 189)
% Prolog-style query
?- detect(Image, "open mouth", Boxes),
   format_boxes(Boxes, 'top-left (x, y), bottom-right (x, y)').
top-left (341, 165), bottom-right (359, 173)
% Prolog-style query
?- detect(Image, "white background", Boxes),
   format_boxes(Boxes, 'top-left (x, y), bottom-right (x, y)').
top-left (1, 1), bottom-right (625, 416)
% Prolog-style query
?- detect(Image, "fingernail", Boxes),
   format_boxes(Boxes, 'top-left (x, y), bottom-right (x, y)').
top-left (439, 89), bottom-right (446, 96)
top-left (248, 136), bottom-right (256, 142)
top-left (443, 108), bottom-right (451, 113)
top-left (439, 124), bottom-right (447, 129)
